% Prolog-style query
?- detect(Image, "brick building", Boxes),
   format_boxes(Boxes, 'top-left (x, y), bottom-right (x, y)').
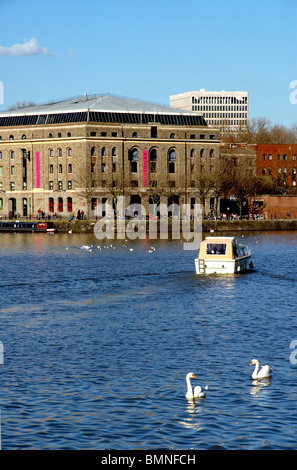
top-left (0, 94), bottom-right (220, 218)
top-left (256, 144), bottom-right (297, 189)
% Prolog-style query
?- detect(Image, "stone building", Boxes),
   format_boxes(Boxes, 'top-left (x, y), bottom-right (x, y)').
top-left (0, 94), bottom-right (220, 218)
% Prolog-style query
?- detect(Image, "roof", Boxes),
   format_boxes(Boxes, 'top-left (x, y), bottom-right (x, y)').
top-left (1, 94), bottom-right (204, 117)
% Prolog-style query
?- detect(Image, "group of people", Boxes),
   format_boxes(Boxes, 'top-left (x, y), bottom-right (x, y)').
top-left (69, 210), bottom-right (85, 222)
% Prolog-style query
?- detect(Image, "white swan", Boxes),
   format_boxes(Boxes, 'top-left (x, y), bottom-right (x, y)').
top-left (249, 359), bottom-right (271, 379)
top-left (185, 372), bottom-right (208, 399)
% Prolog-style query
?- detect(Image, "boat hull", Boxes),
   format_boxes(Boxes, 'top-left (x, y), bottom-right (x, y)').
top-left (195, 255), bottom-right (251, 274)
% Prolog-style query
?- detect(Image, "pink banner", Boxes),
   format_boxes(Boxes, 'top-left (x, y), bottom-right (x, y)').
top-left (36, 151), bottom-right (40, 188)
top-left (143, 150), bottom-right (148, 187)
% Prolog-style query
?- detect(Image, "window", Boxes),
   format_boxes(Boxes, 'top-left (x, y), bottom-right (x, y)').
top-left (0, 198), bottom-right (2, 210)
top-left (102, 163), bottom-right (106, 173)
top-left (58, 148), bottom-right (62, 157)
top-left (190, 149), bottom-right (195, 158)
top-left (0, 166), bottom-right (2, 176)
top-left (67, 132), bottom-right (71, 137)
top-left (210, 149), bottom-right (214, 158)
top-left (151, 126), bottom-right (157, 138)
top-left (0, 151), bottom-right (2, 159)
top-left (49, 197), bottom-right (54, 212)
top-left (101, 147), bottom-right (106, 157)
top-left (9, 135), bottom-right (14, 140)
top-left (206, 243), bottom-right (226, 255)
top-left (22, 134), bottom-right (26, 139)
top-left (68, 148), bottom-right (72, 156)
top-left (262, 167), bottom-right (266, 175)
top-left (131, 161), bottom-right (137, 173)
top-left (68, 164), bottom-right (72, 173)
top-left (59, 164), bottom-right (63, 173)
top-left (168, 149), bottom-right (176, 173)
top-left (200, 149), bottom-right (204, 158)
top-left (90, 131), bottom-right (97, 136)
top-left (49, 149), bottom-right (53, 157)
top-left (67, 197), bottom-right (72, 212)
top-left (58, 197), bottom-right (63, 212)
top-left (112, 147), bottom-right (117, 156)
top-left (262, 154), bottom-right (267, 160)
top-left (50, 164), bottom-right (54, 174)
top-left (58, 181), bottom-right (63, 190)
top-left (68, 181), bottom-right (72, 189)
top-left (170, 133), bottom-right (175, 139)
top-left (10, 182), bottom-right (15, 190)
top-left (293, 155), bottom-right (296, 161)
top-left (11, 166), bottom-right (14, 175)
top-left (49, 181), bottom-right (53, 190)
top-left (11, 151), bottom-right (14, 159)
top-left (132, 132), bottom-right (138, 138)
top-left (91, 147), bottom-right (96, 157)
top-left (112, 163), bottom-right (116, 172)
top-left (268, 154), bottom-right (273, 160)
top-left (283, 154), bottom-right (287, 160)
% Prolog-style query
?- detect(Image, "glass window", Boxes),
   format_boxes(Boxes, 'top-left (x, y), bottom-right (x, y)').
top-left (206, 243), bottom-right (226, 255)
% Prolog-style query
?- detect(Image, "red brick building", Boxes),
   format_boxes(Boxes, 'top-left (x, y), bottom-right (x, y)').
top-left (256, 144), bottom-right (297, 189)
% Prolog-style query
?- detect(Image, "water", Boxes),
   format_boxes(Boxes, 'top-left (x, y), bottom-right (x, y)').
top-left (0, 230), bottom-right (297, 450)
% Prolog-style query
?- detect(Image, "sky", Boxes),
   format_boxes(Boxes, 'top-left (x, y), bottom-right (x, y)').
top-left (0, 0), bottom-right (296, 127)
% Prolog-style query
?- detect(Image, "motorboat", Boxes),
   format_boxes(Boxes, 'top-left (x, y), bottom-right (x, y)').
top-left (195, 236), bottom-right (252, 274)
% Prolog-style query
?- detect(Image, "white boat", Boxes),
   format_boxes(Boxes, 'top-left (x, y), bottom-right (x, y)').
top-left (195, 236), bottom-right (252, 274)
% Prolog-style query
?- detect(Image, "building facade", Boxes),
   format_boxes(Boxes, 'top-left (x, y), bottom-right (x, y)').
top-left (256, 144), bottom-right (297, 190)
top-left (170, 90), bottom-right (249, 133)
top-left (0, 94), bottom-right (221, 219)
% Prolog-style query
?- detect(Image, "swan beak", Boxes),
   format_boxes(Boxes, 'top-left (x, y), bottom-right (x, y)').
top-left (249, 361), bottom-right (253, 366)
top-left (192, 374), bottom-right (197, 379)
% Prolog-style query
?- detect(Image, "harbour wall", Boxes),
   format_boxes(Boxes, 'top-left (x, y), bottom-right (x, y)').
top-left (53, 218), bottom-right (297, 234)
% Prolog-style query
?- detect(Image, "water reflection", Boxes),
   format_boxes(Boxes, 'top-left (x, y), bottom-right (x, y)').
top-left (250, 378), bottom-right (271, 396)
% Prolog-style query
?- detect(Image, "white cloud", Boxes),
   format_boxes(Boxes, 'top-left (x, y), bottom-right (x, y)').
top-left (0, 38), bottom-right (57, 57)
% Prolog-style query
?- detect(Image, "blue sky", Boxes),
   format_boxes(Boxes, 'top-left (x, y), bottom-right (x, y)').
top-left (0, 0), bottom-right (296, 127)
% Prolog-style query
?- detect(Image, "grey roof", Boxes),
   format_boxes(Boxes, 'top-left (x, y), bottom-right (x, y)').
top-left (1, 94), bottom-right (202, 117)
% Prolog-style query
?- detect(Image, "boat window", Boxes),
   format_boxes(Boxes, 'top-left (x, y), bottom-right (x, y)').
top-left (206, 243), bottom-right (226, 255)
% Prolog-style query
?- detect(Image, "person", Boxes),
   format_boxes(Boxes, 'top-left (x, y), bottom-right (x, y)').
top-left (77, 210), bottom-right (81, 220)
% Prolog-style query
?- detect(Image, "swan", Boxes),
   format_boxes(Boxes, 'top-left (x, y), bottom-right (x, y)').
top-left (249, 359), bottom-right (271, 379)
top-left (185, 372), bottom-right (208, 399)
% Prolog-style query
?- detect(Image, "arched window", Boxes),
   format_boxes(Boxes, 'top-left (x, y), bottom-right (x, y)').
top-left (170, 133), bottom-right (175, 139)
top-left (262, 167), bottom-right (266, 175)
top-left (67, 197), bottom-right (72, 212)
top-left (132, 132), bottom-right (138, 138)
top-left (0, 198), bottom-right (3, 210)
top-left (112, 147), bottom-right (117, 157)
top-left (22, 134), bottom-right (26, 139)
top-left (168, 149), bottom-right (176, 173)
top-left (168, 149), bottom-right (176, 162)
top-left (190, 149), bottom-right (195, 158)
top-left (150, 148), bottom-right (157, 173)
top-left (67, 132), bottom-right (71, 137)
top-left (58, 197), bottom-right (63, 212)
top-left (91, 147), bottom-right (96, 157)
top-left (58, 148), bottom-right (62, 157)
top-left (49, 197), bottom-right (54, 212)
top-left (101, 147), bottom-right (106, 157)
top-left (9, 135), bottom-right (14, 140)
top-left (210, 149), bottom-right (214, 158)
top-left (200, 149), bottom-right (204, 158)
top-left (129, 148), bottom-right (138, 173)
top-left (68, 148), bottom-right (72, 157)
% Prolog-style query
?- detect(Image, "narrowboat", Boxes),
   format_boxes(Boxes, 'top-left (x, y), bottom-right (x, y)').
top-left (0, 221), bottom-right (55, 233)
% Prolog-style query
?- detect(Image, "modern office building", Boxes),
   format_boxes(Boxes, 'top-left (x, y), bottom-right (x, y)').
top-left (170, 90), bottom-right (249, 133)
top-left (0, 94), bottom-right (220, 218)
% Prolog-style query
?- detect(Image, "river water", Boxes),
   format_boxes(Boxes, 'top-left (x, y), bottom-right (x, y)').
top-left (0, 230), bottom-right (297, 450)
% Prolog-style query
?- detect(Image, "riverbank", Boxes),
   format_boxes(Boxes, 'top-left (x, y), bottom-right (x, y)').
top-left (53, 218), bottom-right (297, 234)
